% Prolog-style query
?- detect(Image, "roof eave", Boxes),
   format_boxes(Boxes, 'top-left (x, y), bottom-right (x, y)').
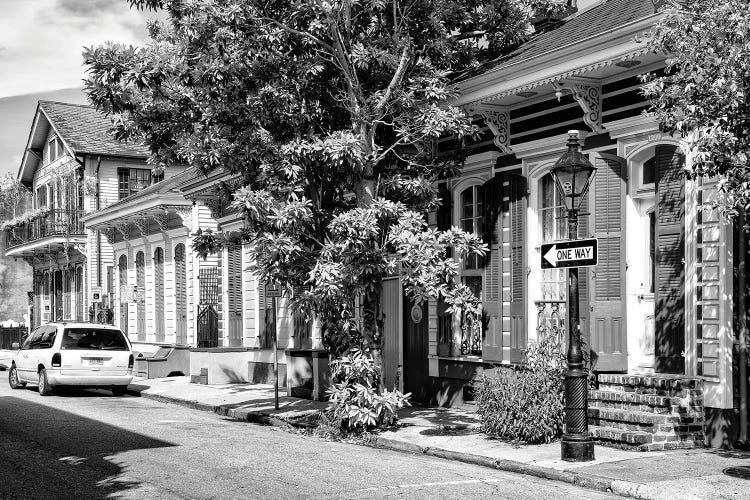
top-left (453, 13), bottom-right (662, 107)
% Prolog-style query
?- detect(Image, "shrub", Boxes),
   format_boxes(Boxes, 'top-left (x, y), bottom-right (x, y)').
top-left (326, 348), bottom-right (411, 430)
top-left (474, 332), bottom-right (566, 444)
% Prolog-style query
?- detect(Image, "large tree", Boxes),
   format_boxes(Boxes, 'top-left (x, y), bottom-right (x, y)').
top-left (643, 0), bottom-right (750, 215)
top-left (84, 0), bottom-right (565, 420)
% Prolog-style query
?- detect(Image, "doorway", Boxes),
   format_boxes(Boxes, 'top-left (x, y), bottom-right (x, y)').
top-left (403, 295), bottom-right (429, 404)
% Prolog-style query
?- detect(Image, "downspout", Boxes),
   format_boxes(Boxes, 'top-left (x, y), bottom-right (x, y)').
top-left (739, 207), bottom-right (748, 445)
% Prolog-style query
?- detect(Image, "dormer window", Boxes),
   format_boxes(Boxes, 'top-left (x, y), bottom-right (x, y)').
top-left (46, 136), bottom-right (62, 164)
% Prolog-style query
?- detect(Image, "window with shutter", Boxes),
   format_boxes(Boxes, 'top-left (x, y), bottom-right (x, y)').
top-left (654, 145), bottom-right (686, 374)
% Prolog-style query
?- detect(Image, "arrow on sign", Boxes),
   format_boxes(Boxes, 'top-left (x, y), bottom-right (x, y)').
top-left (544, 245), bottom-right (559, 267)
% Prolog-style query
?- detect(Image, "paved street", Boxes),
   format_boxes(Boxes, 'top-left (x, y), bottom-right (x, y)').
top-left (0, 382), bottom-right (616, 499)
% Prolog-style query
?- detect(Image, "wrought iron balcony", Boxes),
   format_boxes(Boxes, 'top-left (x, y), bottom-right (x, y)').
top-left (4, 209), bottom-right (85, 251)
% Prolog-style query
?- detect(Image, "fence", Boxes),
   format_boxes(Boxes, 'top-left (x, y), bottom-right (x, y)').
top-left (0, 326), bottom-right (26, 350)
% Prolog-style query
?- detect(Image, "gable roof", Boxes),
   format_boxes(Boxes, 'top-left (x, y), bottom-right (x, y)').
top-left (39, 101), bottom-right (150, 158)
top-left (18, 101), bottom-right (150, 185)
top-left (457, 0), bottom-right (657, 81)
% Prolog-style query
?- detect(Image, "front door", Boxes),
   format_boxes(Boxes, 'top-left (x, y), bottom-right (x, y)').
top-left (403, 296), bottom-right (428, 404)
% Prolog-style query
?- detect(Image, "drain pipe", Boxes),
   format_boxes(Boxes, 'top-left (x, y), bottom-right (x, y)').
top-left (739, 207), bottom-right (748, 445)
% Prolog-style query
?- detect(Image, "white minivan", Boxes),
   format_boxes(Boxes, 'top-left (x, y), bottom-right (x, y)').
top-left (8, 322), bottom-right (134, 396)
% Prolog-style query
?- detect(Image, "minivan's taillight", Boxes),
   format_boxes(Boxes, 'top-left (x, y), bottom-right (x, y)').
top-left (128, 354), bottom-right (134, 368)
top-left (51, 353), bottom-right (61, 368)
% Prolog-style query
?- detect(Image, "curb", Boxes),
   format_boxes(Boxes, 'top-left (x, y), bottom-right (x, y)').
top-left (129, 388), bottom-right (312, 430)
top-left (130, 388), bottom-right (648, 499)
top-left (371, 436), bottom-right (646, 498)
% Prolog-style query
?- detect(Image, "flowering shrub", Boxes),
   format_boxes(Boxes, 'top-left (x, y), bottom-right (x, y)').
top-left (326, 348), bottom-right (410, 430)
top-left (474, 332), bottom-right (566, 444)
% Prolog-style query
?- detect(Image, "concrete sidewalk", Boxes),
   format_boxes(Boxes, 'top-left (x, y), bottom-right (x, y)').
top-left (129, 377), bottom-right (747, 499)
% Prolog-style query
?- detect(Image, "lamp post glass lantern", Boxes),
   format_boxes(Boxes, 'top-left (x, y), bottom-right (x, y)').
top-left (551, 130), bottom-right (596, 462)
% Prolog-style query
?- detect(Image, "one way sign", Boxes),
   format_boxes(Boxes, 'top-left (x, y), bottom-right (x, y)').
top-left (541, 238), bottom-right (598, 269)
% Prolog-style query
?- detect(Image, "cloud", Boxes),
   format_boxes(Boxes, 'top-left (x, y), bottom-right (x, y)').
top-left (55, 0), bottom-right (122, 16)
top-left (0, 0), bottom-right (158, 97)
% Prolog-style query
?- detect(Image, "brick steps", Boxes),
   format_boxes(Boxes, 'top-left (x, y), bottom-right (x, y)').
top-left (588, 374), bottom-right (706, 451)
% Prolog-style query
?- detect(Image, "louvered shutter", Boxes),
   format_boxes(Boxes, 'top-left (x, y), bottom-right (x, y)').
top-left (590, 153), bottom-right (627, 371)
top-left (227, 245), bottom-right (243, 347)
top-left (654, 145), bottom-right (686, 374)
top-left (482, 174), bottom-right (503, 362)
top-left (436, 183), bottom-right (453, 356)
top-left (507, 173), bottom-right (527, 363)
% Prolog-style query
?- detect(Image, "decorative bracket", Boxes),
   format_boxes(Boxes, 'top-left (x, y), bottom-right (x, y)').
top-left (102, 227), bottom-right (116, 245)
top-left (554, 78), bottom-right (604, 134)
top-left (116, 223), bottom-right (132, 241)
top-left (172, 206), bottom-right (194, 232)
top-left (205, 198), bottom-right (223, 219)
top-left (72, 243), bottom-right (86, 255)
top-left (133, 217), bottom-right (150, 236)
top-left (481, 108), bottom-right (513, 154)
top-left (153, 210), bottom-right (170, 231)
top-left (466, 105), bottom-right (513, 154)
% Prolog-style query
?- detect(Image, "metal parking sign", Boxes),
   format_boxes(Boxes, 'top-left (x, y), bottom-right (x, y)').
top-left (541, 238), bottom-right (598, 269)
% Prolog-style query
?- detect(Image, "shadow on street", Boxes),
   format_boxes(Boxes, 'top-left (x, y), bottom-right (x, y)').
top-left (0, 395), bottom-right (176, 499)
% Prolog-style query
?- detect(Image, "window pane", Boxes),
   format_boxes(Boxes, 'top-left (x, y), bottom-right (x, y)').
top-left (62, 328), bottom-right (129, 351)
top-left (643, 157), bottom-right (656, 185)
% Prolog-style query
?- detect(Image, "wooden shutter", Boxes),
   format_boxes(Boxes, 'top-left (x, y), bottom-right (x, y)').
top-left (174, 245), bottom-right (187, 344)
top-left (436, 183), bottom-right (452, 357)
top-left (590, 153), bottom-right (627, 371)
top-left (654, 144), bottom-right (686, 374)
top-left (481, 174), bottom-right (503, 362)
top-left (227, 245), bottom-right (243, 346)
top-left (154, 248), bottom-right (165, 341)
top-left (507, 173), bottom-right (527, 363)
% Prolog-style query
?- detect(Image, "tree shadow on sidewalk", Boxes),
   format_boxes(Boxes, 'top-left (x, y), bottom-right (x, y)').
top-left (0, 395), bottom-right (176, 499)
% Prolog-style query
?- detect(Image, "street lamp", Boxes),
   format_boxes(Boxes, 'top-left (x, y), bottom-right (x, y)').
top-left (550, 130), bottom-right (596, 462)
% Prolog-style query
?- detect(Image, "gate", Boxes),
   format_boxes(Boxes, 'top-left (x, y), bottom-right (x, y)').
top-left (198, 267), bottom-right (220, 348)
top-left (196, 305), bottom-right (219, 348)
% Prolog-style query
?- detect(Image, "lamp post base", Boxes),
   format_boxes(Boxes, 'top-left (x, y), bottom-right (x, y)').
top-left (561, 434), bottom-right (595, 462)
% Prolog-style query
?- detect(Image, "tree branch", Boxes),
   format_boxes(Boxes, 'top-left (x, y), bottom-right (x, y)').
top-left (374, 43), bottom-right (411, 117)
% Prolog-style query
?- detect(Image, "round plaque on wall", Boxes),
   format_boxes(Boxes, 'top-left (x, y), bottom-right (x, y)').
top-left (410, 304), bottom-right (423, 324)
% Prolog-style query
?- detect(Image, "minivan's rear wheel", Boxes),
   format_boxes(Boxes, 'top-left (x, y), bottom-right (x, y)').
top-left (38, 368), bottom-right (53, 396)
top-left (8, 365), bottom-right (25, 389)
top-left (111, 385), bottom-right (128, 397)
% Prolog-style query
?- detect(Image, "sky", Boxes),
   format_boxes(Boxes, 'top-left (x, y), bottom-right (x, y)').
top-left (0, 0), bottom-right (162, 176)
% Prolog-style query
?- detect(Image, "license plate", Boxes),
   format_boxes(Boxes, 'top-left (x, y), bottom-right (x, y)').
top-left (89, 358), bottom-right (103, 366)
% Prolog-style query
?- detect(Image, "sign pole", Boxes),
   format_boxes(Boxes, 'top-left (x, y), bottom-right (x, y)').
top-left (561, 207), bottom-right (595, 461)
top-left (272, 294), bottom-right (279, 410)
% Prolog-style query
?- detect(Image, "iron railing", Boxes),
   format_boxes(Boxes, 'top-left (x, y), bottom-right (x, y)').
top-left (535, 299), bottom-right (566, 348)
top-left (4, 209), bottom-right (85, 250)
